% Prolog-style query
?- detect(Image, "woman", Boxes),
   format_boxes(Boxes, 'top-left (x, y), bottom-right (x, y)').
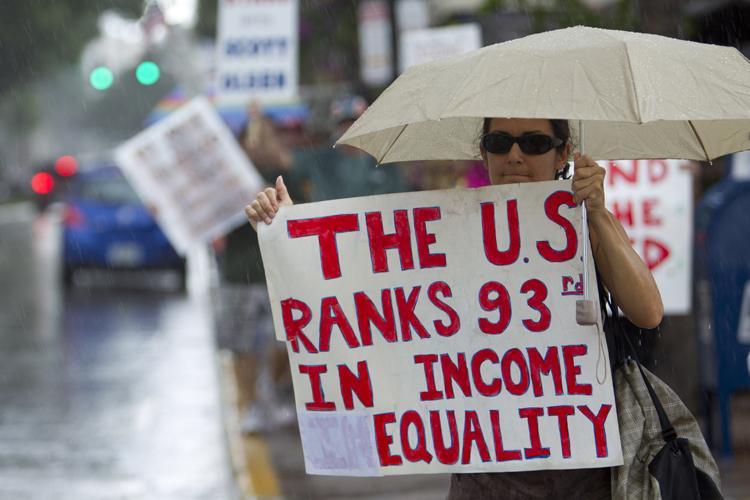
top-left (245, 117), bottom-right (664, 499)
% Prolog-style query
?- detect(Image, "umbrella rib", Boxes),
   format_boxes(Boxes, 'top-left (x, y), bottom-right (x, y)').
top-left (377, 124), bottom-right (408, 164)
top-left (687, 120), bottom-right (711, 162)
top-left (622, 43), bottom-right (643, 123)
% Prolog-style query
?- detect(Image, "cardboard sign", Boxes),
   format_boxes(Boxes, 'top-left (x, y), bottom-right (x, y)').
top-left (214, 0), bottom-right (299, 107)
top-left (115, 97), bottom-right (264, 254)
top-left (604, 159), bottom-right (693, 314)
top-left (399, 23), bottom-right (482, 73)
top-left (259, 181), bottom-right (623, 476)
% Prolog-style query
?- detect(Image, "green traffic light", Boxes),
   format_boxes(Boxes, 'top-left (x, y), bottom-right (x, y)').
top-left (89, 66), bottom-right (114, 90)
top-left (135, 61), bottom-right (160, 85)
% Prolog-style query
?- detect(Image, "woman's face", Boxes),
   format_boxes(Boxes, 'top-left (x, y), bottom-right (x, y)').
top-left (482, 118), bottom-right (567, 185)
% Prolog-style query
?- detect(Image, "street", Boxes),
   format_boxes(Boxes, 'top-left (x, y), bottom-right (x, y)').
top-left (0, 203), bottom-right (235, 499)
top-left (0, 203), bottom-right (451, 500)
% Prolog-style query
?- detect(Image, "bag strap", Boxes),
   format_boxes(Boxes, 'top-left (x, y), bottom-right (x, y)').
top-left (605, 291), bottom-right (677, 443)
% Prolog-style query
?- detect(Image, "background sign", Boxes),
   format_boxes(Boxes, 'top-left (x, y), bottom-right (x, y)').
top-left (359, 0), bottom-right (394, 87)
top-left (399, 23), bottom-right (482, 73)
top-left (115, 97), bottom-right (263, 254)
top-left (259, 181), bottom-right (623, 476)
top-left (604, 159), bottom-right (693, 314)
top-left (214, 0), bottom-right (299, 107)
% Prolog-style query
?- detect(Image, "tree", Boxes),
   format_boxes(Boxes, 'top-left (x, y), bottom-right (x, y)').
top-left (0, 0), bottom-right (143, 97)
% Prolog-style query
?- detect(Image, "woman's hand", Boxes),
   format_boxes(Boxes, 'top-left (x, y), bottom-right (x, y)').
top-left (573, 153), bottom-right (664, 329)
top-left (571, 153), bottom-right (607, 214)
top-left (245, 176), bottom-right (294, 231)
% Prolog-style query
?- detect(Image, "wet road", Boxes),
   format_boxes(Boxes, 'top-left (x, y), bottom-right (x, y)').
top-left (0, 203), bottom-right (235, 499)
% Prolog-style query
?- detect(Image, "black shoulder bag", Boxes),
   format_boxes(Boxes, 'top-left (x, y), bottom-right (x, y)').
top-left (603, 289), bottom-right (722, 500)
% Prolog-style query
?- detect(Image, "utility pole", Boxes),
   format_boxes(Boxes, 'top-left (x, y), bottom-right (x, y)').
top-left (388, 0), bottom-right (399, 83)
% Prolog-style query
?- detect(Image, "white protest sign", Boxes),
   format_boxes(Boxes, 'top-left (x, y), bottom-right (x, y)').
top-left (259, 181), bottom-right (622, 476)
top-left (359, 0), bottom-right (394, 87)
top-left (115, 97), bottom-right (263, 254)
top-left (604, 159), bottom-right (693, 315)
top-left (395, 0), bottom-right (429, 32)
top-left (399, 23), bottom-right (482, 73)
top-left (214, 0), bottom-right (298, 107)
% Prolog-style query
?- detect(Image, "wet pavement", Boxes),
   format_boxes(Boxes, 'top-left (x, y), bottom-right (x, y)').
top-left (0, 203), bottom-right (234, 499)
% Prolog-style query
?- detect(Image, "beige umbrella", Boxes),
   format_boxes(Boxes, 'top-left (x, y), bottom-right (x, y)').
top-left (336, 26), bottom-right (750, 323)
top-left (337, 26), bottom-right (750, 164)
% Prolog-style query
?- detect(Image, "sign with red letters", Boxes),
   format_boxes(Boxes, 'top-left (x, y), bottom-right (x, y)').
top-left (258, 181), bottom-right (623, 476)
top-left (604, 159), bottom-right (693, 314)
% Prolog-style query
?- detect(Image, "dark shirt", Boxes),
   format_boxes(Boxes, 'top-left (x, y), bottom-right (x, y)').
top-left (218, 166), bottom-right (296, 285)
top-left (448, 467), bottom-right (611, 499)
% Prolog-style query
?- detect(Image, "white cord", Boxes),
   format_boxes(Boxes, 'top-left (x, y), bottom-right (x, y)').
top-left (579, 119), bottom-right (590, 302)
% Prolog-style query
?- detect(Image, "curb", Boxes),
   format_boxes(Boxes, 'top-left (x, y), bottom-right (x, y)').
top-left (217, 351), bottom-right (283, 499)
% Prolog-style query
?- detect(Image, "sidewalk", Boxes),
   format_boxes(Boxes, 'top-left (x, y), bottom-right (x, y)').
top-left (720, 393), bottom-right (750, 499)
top-left (218, 352), bottom-right (283, 499)
top-left (218, 352), bottom-right (750, 499)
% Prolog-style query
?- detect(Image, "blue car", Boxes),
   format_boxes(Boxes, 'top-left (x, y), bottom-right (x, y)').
top-left (61, 165), bottom-right (186, 289)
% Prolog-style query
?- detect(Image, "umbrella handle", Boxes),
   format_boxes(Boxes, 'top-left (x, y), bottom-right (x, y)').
top-left (577, 202), bottom-right (597, 324)
top-left (582, 202), bottom-right (590, 302)
top-left (576, 120), bottom-right (597, 325)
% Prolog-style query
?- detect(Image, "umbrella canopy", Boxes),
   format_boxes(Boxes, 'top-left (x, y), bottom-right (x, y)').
top-left (337, 26), bottom-right (750, 163)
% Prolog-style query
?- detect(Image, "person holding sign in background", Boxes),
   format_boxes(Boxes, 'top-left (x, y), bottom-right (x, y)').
top-left (213, 102), bottom-right (308, 434)
top-left (244, 95), bottom-right (407, 203)
top-left (245, 116), bottom-right (663, 498)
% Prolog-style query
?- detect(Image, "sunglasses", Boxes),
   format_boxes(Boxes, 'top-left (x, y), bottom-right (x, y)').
top-left (481, 132), bottom-right (563, 155)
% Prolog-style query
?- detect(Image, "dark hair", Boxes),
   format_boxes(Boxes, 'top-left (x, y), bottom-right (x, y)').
top-left (481, 117), bottom-right (571, 179)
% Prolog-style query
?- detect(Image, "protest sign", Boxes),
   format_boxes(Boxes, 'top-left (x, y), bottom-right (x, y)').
top-left (214, 0), bottom-right (298, 107)
top-left (115, 97), bottom-right (263, 254)
top-left (399, 23), bottom-right (482, 73)
top-left (604, 159), bottom-right (693, 314)
top-left (359, 0), bottom-right (394, 87)
top-left (258, 181), bottom-right (623, 476)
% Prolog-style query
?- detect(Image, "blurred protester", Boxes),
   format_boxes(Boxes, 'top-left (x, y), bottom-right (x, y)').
top-left (224, 95), bottom-right (405, 432)
top-left (212, 102), bottom-right (307, 434)
top-left (404, 159), bottom-right (477, 191)
top-left (245, 95), bottom-right (407, 202)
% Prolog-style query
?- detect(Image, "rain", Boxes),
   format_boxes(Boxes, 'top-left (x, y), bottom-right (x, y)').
top-left (0, 0), bottom-right (749, 498)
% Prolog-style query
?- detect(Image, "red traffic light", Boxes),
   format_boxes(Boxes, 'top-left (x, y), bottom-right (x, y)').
top-left (31, 172), bottom-right (55, 195)
top-left (54, 155), bottom-right (77, 177)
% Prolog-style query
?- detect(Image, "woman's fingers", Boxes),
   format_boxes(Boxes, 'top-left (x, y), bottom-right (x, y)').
top-left (573, 181), bottom-right (606, 210)
top-left (276, 176), bottom-right (293, 206)
top-left (244, 177), bottom-right (296, 233)
top-left (573, 154), bottom-right (604, 176)
top-left (249, 199), bottom-right (271, 225)
top-left (255, 192), bottom-right (276, 220)
top-left (573, 159), bottom-right (604, 177)
top-left (573, 185), bottom-right (598, 206)
top-left (264, 187), bottom-right (279, 210)
top-left (572, 155), bottom-right (606, 210)
top-left (244, 205), bottom-right (259, 230)
top-left (571, 174), bottom-right (600, 193)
